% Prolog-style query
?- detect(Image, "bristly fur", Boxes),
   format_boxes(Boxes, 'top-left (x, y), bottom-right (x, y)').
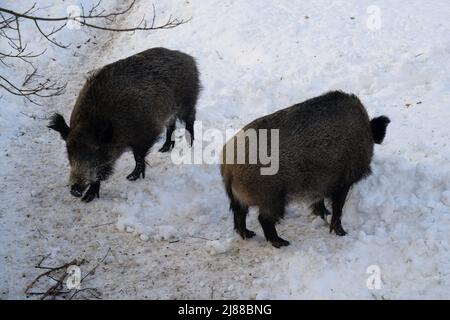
top-left (97, 163), bottom-right (114, 181)
top-left (221, 91), bottom-right (390, 247)
top-left (371, 116), bottom-right (391, 144)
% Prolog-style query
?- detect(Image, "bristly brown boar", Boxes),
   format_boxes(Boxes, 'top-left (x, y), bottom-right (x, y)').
top-left (221, 91), bottom-right (390, 248)
top-left (49, 47), bottom-right (200, 202)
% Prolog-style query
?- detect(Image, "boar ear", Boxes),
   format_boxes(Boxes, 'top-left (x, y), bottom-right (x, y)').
top-left (48, 113), bottom-right (70, 140)
top-left (96, 119), bottom-right (114, 144)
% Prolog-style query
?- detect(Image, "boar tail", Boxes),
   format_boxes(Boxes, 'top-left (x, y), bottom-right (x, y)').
top-left (370, 116), bottom-right (391, 144)
top-left (221, 167), bottom-right (238, 210)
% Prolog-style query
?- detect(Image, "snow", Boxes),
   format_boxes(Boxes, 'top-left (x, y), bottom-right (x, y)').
top-left (1, 0), bottom-right (450, 299)
top-left (206, 238), bottom-right (235, 256)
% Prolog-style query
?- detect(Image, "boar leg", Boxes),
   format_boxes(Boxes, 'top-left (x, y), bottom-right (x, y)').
top-left (258, 201), bottom-right (290, 248)
top-left (330, 185), bottom-right (350, 236)
top-left (231, 200), bottom-right (255, 240)
top-left (159, 121), bottom-right (176, 153)
top-left (127, 153), bottom-right (146, 181)
top-left (182, 112), bottom-right (195, 146)
top-left (185, 120), bottom-right (194, 146)
top-left (180, 98), bottom-right (196, 146)
top-left (81, 181), bottom-right (100, 203)
top-left (312, 199), bottom-right (331, 220)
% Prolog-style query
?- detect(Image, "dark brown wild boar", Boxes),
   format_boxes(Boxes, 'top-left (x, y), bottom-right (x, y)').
top-left (48, 47), bottom-right (200, 202)
top-left (221, 91), bottom-right (390, 248)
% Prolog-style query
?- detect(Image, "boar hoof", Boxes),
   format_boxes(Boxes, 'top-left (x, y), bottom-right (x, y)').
top-left (127, 172), bottom-right (140, 181)
top-left (330, 223), bottom-right (347, 237)
top-left (127, 166), bottom-right (145, 181)
top-left (127, 172), bottom-right (144, 181)
top-left (270, 237), bottom-right (290, 248)
top-left (159, 141), bottom-right (175, 153)
top-left (238, 229), bottom-right (256, 240)
top-left (81, 183), bottom-right (100, 203)
top-left (82, 193), bottom-right (96, 203)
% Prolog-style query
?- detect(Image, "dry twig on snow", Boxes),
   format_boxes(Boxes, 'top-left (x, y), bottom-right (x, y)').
top-left (25, 248), bottom-right (112, 300)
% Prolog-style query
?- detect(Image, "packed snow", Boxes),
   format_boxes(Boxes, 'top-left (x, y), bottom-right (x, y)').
top-left (1, 0), bottom-right (450, 299)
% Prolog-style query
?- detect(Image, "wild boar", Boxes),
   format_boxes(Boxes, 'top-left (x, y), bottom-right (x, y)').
top-left (48, 47), bottom-right (200, 202)
top-left (221, 91), bottom-right (390, 248)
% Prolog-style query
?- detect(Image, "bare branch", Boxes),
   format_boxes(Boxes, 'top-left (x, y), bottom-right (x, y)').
top-left (25, 249), bottom-right (111, 300)
top-left (0, 0), bottom-right (190, 31)
top-left (25, 258), bottom-right (80, 297)
top-left (0, 75), bottom-right (66, 105)
top-left (22, 66), bottom-right (37, 86)
top-left (34, 19), bottom-right (69, 48)
top-left (0, 1), bottom-right (190, 103)
top-left (88, 0), bottom-right (103, 17)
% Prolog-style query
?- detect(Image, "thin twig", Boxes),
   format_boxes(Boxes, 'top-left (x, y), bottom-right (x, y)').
top-left (187, 235), bottom-right (217, 241)
top-left (89, 222), bottom-right (115, 228)
top-left (81, 248), bottom-right (112, 282)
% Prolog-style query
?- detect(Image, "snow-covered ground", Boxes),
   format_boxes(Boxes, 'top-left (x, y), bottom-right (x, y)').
top-left (1, 0), bottom-right (450, 299)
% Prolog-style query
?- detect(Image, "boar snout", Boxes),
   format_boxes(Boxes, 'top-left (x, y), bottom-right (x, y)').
top-left (69, 169), bottom-right (89, 197)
